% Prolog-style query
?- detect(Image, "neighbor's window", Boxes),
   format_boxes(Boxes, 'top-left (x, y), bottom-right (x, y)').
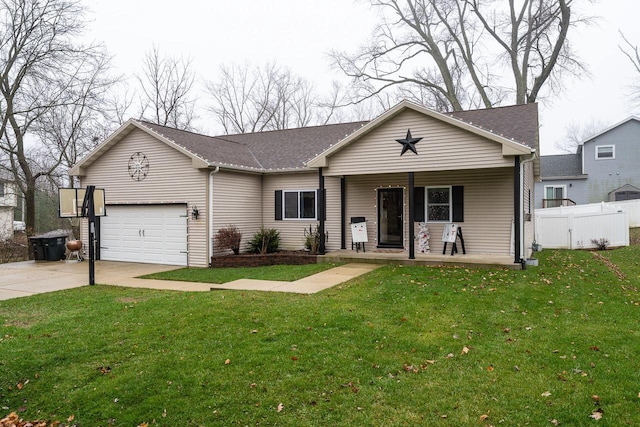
top-left (596, 145), bottom-right (615, 159)
top-left (545, 185), bottom-right (565, 200)
top-left (0, 183), bottom-right (4, 197)
top-left (283, 190), bottom-right (316, 219)
top-left (426, 187), bottom-right (451, 221)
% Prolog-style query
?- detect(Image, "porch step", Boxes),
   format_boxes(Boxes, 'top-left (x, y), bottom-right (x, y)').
top-left (319, 250), bottom-right (521, 270)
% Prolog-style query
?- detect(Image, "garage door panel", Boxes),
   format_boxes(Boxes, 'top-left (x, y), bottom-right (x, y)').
top-left (100, 205), bottom-right (188, 266)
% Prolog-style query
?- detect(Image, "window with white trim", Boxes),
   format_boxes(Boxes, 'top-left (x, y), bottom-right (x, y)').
top-left (283, 190), bottom-right (316, 219)
top-left (544, 185), bottom-right (565, 200)
top-left (595, 145), bottom-right (615, 159)
top-left (426, 187), bottom-right (451, 222)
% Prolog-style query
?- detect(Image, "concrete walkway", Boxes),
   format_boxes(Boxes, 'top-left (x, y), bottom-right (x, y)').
top-left (210, 263), bottom-right (379, 294)
top-left (0, 260), bottom-right (379, 300)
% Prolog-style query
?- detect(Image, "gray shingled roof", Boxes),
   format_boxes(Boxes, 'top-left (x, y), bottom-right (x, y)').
top-left (139, 121), bottom-right (264, 170)
top-left (219, 122), bottom-right (367, 170)
top-left (138, 103), bottom-right (537, 172)
top-left (447, 103), bottom-right (539, 149)
top-left (540, 154), bottom-right (583, 177)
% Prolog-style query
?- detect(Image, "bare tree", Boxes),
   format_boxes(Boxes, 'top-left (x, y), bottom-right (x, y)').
top-left (0, 0), bottom-right (113, 235)
top-left (619, 31), bottom-right (640, 107)
top-left (136, 46), bottom-right (197, 130)
top-left (331, 0), bottom-right (591, 111)
top-left (554, 119), bottom-right (609, 154)
top-left (206, 62), bottom-right (328, 134)
top-left (35, 54), bottom-right (116, 188)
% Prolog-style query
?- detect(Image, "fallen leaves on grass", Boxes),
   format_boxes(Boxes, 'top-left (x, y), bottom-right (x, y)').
top-left (341, 381), bottom-right (359, 393)
top-left (591, 252), bottom-right (626, 279)
top-left (0, 411), bottom-right (76, 427)
top-left (590, 408), bottom-right (603, 420)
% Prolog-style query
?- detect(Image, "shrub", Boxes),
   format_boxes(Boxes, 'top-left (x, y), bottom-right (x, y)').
top-left (215, 225), bottom-right (242, 255)
top-left (248, 227), bottom-right (280, 254)
top-left (303, 224), bottom-right (328, 255)
top-left (590, 237), bottom-right (610, 251)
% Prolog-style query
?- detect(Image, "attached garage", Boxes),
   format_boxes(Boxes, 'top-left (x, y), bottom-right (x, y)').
top-left (99, 204), bottom-right (188, 266)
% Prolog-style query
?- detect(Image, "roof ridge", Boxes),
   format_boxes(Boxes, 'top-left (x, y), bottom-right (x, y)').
top-left (137, 120), bottom-right (220, 140)
top-left (448, 103), bottom-right (537, 114)
top-left (218, 120), bottom-right (369, 138)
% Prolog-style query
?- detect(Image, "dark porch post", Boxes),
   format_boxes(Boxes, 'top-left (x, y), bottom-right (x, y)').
top-left (340, 176), bottom-right (346, 249)
top-left (318, 168), bottom-right (326, 255)
top-left (513, 157), bottom-right (521, 264)
top-left (408, 172), bottom-right (415, 259)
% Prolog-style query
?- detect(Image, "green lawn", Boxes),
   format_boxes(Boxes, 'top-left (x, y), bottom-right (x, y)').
top-left (141, 262), bottom-right (342, 284)
top-left (1, 248), bottom-right (639, 426)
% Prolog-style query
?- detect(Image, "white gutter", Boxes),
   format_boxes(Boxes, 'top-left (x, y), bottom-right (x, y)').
top-left (208, 166), bottom-right (220, 264)
top-left (520, 152), bottom-right (537, 260)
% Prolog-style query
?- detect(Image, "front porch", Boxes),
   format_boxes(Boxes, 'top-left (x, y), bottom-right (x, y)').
top-left (319, 249), bottom-right (521, 270)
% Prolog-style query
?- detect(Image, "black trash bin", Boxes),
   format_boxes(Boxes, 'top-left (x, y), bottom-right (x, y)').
top-left (29, 237), bottom-right (46, 260)
top-left (29, 231), bottom-right (69, 261)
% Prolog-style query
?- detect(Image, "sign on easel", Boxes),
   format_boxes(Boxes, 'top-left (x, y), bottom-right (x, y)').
top-left (442, 223), bottom-right (458, 243)
top-left (442, 223), bottom-right (466, 256)
top-left (351, 222), bottom-right (368, 243)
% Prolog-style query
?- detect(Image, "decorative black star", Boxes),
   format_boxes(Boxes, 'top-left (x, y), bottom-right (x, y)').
top-left (396, 129), bottom-right (422, 156)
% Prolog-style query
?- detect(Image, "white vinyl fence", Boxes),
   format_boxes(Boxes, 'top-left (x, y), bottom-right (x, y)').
top-left (535, 207), bottom-right (629, 249)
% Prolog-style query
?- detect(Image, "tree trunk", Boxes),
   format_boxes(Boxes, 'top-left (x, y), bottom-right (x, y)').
top-left (24, 182), bottom-right (36, 236)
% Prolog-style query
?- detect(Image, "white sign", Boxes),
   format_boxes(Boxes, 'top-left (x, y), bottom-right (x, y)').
top-left (351, 222), bottom-right (368, 243)
top-left (442, 223), bottom-right (458, 243)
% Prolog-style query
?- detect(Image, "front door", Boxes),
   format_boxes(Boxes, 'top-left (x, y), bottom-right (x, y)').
top-left (378, 188), bottom-right (403, 248)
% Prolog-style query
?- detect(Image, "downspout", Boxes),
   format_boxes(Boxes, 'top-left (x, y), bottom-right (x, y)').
top-left (519, 152), bottom-right (537, 263)
top-left (208, 166), bottom-right (220, 265)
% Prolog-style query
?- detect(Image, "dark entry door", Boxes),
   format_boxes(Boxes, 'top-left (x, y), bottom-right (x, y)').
top-left (378, 188), bottom-right (403, 248)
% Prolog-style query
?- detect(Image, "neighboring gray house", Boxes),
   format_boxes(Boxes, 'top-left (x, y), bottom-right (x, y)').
top-left (536, 117), bottom-right (640, 208)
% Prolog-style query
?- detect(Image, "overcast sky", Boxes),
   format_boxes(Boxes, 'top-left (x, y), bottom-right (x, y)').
top-left (83, 0), bottom-right (640, 155)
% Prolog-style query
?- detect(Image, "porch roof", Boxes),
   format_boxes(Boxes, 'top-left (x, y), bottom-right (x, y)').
top-left (306, 101), bottom-right (536, 168)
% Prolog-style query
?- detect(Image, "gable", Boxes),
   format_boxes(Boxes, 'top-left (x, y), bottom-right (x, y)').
top-left (580, 117), bottom-right (640, 146)
top-left (70, 120), bottom-right (209, 177)
top-left (320, 108), bottom-right (518, 177)
top-left (80, 127), bottom-right (206, 201)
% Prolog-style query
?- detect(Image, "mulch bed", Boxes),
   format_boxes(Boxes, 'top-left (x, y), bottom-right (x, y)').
top-left (210, 250), bottom-right (318, 268)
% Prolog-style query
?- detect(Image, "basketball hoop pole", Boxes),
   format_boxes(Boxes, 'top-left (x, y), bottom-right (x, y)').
top-left (81, 185), bottom-right (96, 285)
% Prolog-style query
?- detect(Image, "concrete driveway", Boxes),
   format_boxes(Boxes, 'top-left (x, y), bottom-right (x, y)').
top-left (0, 260), bottom-right (209, 301)
top-left (0, 260), bottom-right (380, 301)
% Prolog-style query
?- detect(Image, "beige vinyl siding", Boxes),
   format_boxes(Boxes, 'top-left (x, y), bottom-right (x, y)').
top-left (263, 172), bottom-right (320, 251)
top-left (344, 168), bottom-right (515, 255)
top-left (79, 128), bottom-right (209, 267)
top-left (211, 171), bottom-right (262, 255)
top-left (523, 160), bottom-right (535, 258)
top-left (324, 109), bottom-right (513, 177)
top-left (324, 176), bottom-right (342, 251)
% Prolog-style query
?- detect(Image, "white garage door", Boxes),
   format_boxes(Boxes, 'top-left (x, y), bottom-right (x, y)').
top-left (100, 204), bottom-right (188, 266)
